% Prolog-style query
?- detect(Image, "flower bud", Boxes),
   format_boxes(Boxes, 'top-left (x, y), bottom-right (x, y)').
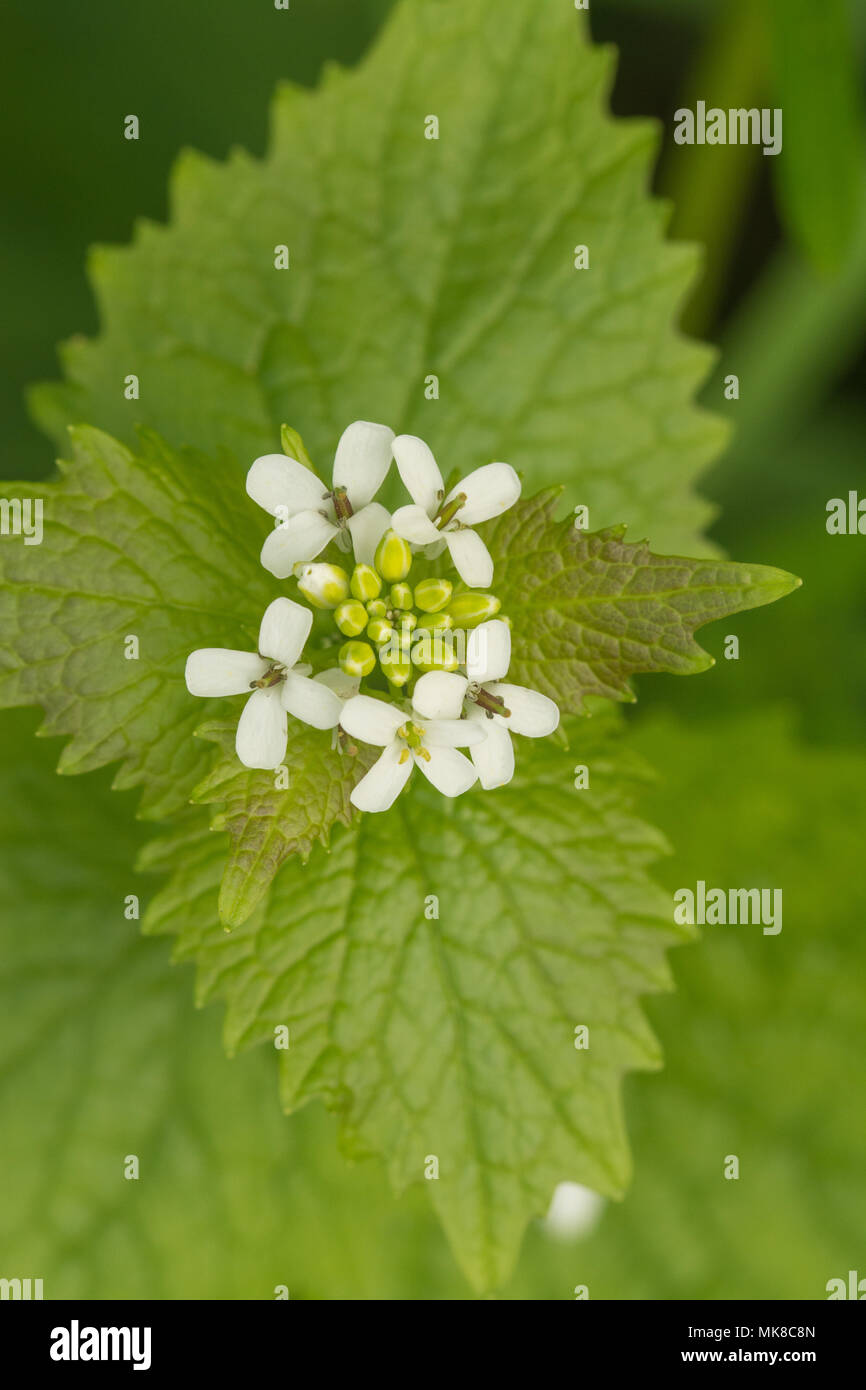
top-left (334, 600), bottom-right (369, 637)
top-left (350, 563), bottom-right (382, 601)
top-left (446, 592), bottom-right (501, 628)
top-left (365, 598), bottom-right (388, 620)
top-left (414, 577), bottom-right (452, 613)
top-left (297, 562), bottom-right (350, 610)
top-left (374, 529), bottom-right (412, 583)
top-left (415, 611), bottom-right (454, 631)
top-left (366, 618), bottom-right (395, 645)
top-left (389, 582), bottom-right (413, 611)
top-left (280, 424), bottom-right (315, 471)
top-left (398, 612), bottom-right (418, 634)
top-left (338, 640), bottom-right (376, 678)
top-left (379, 648), bottom-right (412, 686)
top-left (411, 631), bottom-right (460, 672)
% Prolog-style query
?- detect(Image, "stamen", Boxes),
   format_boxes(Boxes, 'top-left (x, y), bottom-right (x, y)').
top-left (400, 720), bottom-right (426, 752)
top-left (250, 665), bottom-right (284, 689)
top-left (470, 686), bottom-right (512, 719)
top-left (433, 491), bottom-right (467, 530)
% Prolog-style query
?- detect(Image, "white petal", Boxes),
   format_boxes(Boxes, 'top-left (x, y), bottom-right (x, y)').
top-left (445, 462), bottom-right (521, 525)
top-left (422, 718), bottom-right (486, 749)
top-left (412, 671), bottom-right (468, 721)
top-left (393, 434), bottom-right (444, 515)
top-left (486, 682), bottom-right (560, 738)
top-left (235, 687), bottom-right (287, 770)
top-left (466, 619), bottom-right (511, 683)
top-left (422, 539), bottom-right (449, 561)
top-left (346, 501), bottom-right (391, 566)
top-left (332, 421), bottom-right (394, 508)
top-left (340, 694), bottom-right (406, 746)
top-left (350, 741), bottom-right (412, 813)
top-left (391, 504), bottom-right (442, 546)
top-left (466, 707), bottom-right (515, 789)
top-left (259, 510), bottom-right (338, 578)
top-left (246, 454), bottom-right (328, 517)
top-left (444, 528), bottom-right (494, 587)
top-left (185, 648), bottom-right (268, 697)
top-left (258, 597), bottom-right (313, 669)
top-left (280, 671), bottom-right (343, 730)
top-left (415, 745), bottom-right (478, 798)
top-left (314, 668), bottom-right (360, 700)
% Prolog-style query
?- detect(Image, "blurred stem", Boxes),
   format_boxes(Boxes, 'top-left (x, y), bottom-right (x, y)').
top-left (704, 186), bottom-right (866, 496)
top-left (658, 0), bottom-right (768, 337)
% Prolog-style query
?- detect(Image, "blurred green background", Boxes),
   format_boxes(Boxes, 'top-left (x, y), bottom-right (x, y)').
top-left (1, 0), bottom-right (864, 1297)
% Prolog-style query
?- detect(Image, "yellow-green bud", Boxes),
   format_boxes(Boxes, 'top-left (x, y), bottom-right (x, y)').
top-left (366, 618), bottom-right (395, 645)
top-left (412, 652), bottom-right (461, 674)
top-left (398, 612), bottom-right (418, 634)
top-left (411, 632), bottom-right (460, 672)
top-left (339, 640), bottom-right (376, 678)
top-left (379, 649), bottom-right (412, 686)
top-left (297, 562), bottom-right (350, 610)
top-left (334, 600), bottom-right (369, 637)
top-left (366, 598), bottom-right (388, 620)
top-left (414, 577), bottom-right (453, 613)
top-left (415, 611), bottom-right (454, 632)
top-left (446, 592), bottom-right (501, 627)
top-left (374, 529), bottom-right (412, 583)
top-left (350, 563), bottom-right (382, 601)
top-left (389, 583), bottom-right (413, 611)
top-left (280, 424), bottom-right (315, 471)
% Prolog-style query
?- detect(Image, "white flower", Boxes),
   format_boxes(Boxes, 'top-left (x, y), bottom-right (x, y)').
top-left (341, 692), bottom-right (486, 813)
top-left (246, 421), bottom-right (395, 578)
top-left (184, 597), bottom-right (344, 770)
top-left (412, 620), bottom-right (559, 789)
top-left (390, 434), bottom-right (521, 587)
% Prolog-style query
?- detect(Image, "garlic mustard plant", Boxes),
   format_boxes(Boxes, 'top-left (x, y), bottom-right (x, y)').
top-left (185, 423), bottom-right (558, 803)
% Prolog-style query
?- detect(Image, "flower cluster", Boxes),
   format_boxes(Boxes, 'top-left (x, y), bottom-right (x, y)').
top-left (185, 422), bottom-right (559, 812)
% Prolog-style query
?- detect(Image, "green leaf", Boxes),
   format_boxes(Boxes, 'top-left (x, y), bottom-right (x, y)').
top-left (0, 707), bottom-right (465, 1300)
top-left (484, 489), bottom-right (800, 712)
top-left (31, 0), bottom-right (725, 556)
top-left (768, 0), bottom-right (865, 274)
top-left (0, 426), bottom-right (274, 817)
top-left (142, 715), bottom-right (688, 1291)
top-left (191, 720), bottom-right (377, 929)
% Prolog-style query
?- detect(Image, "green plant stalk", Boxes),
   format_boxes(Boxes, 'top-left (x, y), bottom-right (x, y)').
top-left (658, 0), bottom-right (768, 337)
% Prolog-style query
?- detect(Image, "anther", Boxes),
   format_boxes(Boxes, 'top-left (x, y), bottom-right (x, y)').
top-left (331, 486), bottom-right (354, 521)
top-left (250, 666), bottom-right (284, 690)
